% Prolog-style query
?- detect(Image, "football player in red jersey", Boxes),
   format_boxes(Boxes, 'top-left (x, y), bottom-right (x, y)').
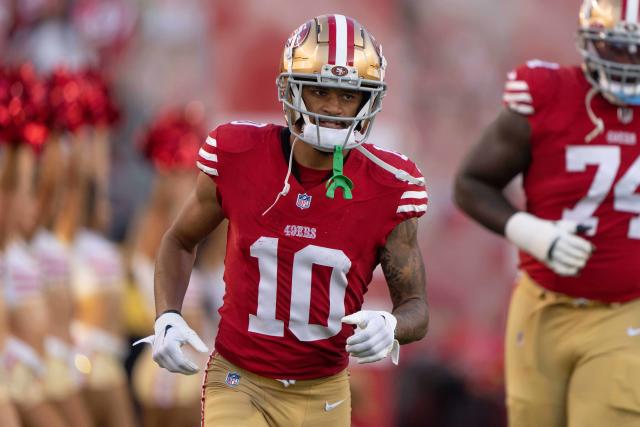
top-left (455, 1), bottom-right (640, 425)
top-left (137, 14), bottom-right (429, 427)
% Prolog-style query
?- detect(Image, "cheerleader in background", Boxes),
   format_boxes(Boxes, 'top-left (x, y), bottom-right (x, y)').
top-left (53, 71), bottom-right (136, 427)
top-left (1, 64), bottom-right (68, 427)
top-left (4, 142), bottom-right (69, 427)
top-left (32, 135), bottom-right (93, 427)
top-left (0, 135), bottom-right (22, 427)
top-left (129, 105), bottom-right (221, 427)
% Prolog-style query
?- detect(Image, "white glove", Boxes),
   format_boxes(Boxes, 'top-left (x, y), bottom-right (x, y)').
top-left (134, 312), bottom-right (209, 375)
top-left (505, 212), bottom-right (594, 277)
top-left (341, 310), bottom-right (400, 365)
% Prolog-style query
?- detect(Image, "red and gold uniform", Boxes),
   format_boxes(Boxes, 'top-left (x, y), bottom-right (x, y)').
top-left (197, 122), bottom-right (426, 380)
top-left (505, 60), bottom-right (640, 302)
top-left (503, 60), bottom-right (640, 425)
top-left (197, 122), bottom-right (427, 426)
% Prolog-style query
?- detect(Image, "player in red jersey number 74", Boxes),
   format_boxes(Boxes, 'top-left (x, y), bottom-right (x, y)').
top-left (136, 14), bottom-right (429, 427)
top-left (455, 0), bottom-right (640, 425)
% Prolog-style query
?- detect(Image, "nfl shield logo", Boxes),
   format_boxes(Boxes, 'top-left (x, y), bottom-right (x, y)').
top-left (225, 372), bottom-right (241, 387)
top-left (296, 193), bottom-right (312, 209)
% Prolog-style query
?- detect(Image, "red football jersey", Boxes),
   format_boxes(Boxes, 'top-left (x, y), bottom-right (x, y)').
top-left (196, 121), bottom-right (427, 379)
top-left (503, 60), bottom-right (640, 302)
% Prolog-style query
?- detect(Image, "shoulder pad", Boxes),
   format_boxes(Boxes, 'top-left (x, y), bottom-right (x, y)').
top-left (210, 121), bottom-right (274, 153)
top-left (360, 144), bottom-right (428, 219)
top-left (197, 121), bottom-right (278, 178)
top-left (503, 59), bottom-right (562, 116)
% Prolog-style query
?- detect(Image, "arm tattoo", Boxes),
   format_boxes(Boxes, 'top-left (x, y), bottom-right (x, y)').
top-left (379, 218), bottom-right (429, 344)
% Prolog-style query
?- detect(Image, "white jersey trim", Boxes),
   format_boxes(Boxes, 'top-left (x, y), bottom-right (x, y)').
top-left (197, 161), bottom-right (218, 176)
top-left (401, 191), bottom-right (428, 200)
top-left (507, 103), bottom-right (534, 115)
top-left (503, 93), bottom-right (532, 103)
top-left (396, 204), bottom-right (428, 214)
top-left (505, 81), bottom-right (529, 91)
top-left (198, 148), bottom-right (218, 162)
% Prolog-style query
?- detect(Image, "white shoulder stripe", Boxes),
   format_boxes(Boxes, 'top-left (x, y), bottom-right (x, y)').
top-left (401, 191), bottom-right (428, 200)
top-left (198, 148), bottom-right (218, 162)
top-left (505, 81), bottom-right (529, 91)
top-left (205, 136), bottom-right (217, 147)
top-left (503, 93), bottom-right (532, 103)
top-left (397, 204), bottom-right (428, 214)
top-left (507, 103), bottom-right (534, 115)
top-left (197, 161), bottom-right (218, 176)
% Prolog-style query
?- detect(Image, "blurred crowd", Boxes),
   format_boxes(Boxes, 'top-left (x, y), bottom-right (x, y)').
top-left (0, 0), bottom-right (582, 426)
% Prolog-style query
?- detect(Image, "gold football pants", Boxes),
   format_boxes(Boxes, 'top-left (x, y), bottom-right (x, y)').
top-left (506, 273), bottom-right (640, 427)
top-left (201, 353), bottom-right (351, 427)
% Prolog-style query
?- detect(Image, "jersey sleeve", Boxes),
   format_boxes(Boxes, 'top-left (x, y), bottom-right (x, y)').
top-left (196, 128), bottom-right (221, 181)
top-left (363, 144), bottom-right (429, 222)
top-left (196, 121), bottom-right (273, 210)
top-left (196, 122), bottom-right (268, 192)
top-left (394, 162), bottom-right (428, 221)
top-left (502, 59), bottom-right (560, 117)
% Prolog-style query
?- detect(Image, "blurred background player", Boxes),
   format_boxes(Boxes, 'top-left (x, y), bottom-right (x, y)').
top-left (455, 0), bottom-right (640, 425)
top-left (129, 105), bottom-right (219, 427)
top-left (138, 13), bottom-right (429, 427)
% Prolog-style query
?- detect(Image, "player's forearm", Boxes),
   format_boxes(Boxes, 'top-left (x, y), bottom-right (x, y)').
top-left (454, 173), bottom-right (517, 235)
top-left (392, 297), bottom-right (429, 344)
top-left (154, 231), bottom-right (197, 316)
top-left (380, 218), bottom-right (429, 344)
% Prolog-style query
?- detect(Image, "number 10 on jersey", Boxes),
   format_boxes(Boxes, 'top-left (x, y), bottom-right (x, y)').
top-left (248, 237), bottom-right (352, 342)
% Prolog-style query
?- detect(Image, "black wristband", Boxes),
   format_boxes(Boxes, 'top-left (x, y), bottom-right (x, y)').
top-left (157, 309), bottom-right (182, 320)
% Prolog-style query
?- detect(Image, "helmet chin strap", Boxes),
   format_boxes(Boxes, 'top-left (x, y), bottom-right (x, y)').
top-left (585, 85), bottom-right (605, 143)
top-left (262, 137), bottom-right (298, 216)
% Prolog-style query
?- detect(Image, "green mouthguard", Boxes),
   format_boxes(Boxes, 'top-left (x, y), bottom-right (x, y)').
top-left (325, 146), bottom-right (353, 199)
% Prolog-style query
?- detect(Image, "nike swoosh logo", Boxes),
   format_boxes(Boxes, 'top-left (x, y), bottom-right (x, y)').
top-left (325, 399), bottom-right (346, 412)
top-left (627, 327), bottom-right (640, 337)
top-left (163, 325), bottom-right (173, 338)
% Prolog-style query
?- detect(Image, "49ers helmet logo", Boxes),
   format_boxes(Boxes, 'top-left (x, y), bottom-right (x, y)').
top-left (331, 66), bottom-right (348, 77)
top-left (286, 21), bottom-right (311, 49)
